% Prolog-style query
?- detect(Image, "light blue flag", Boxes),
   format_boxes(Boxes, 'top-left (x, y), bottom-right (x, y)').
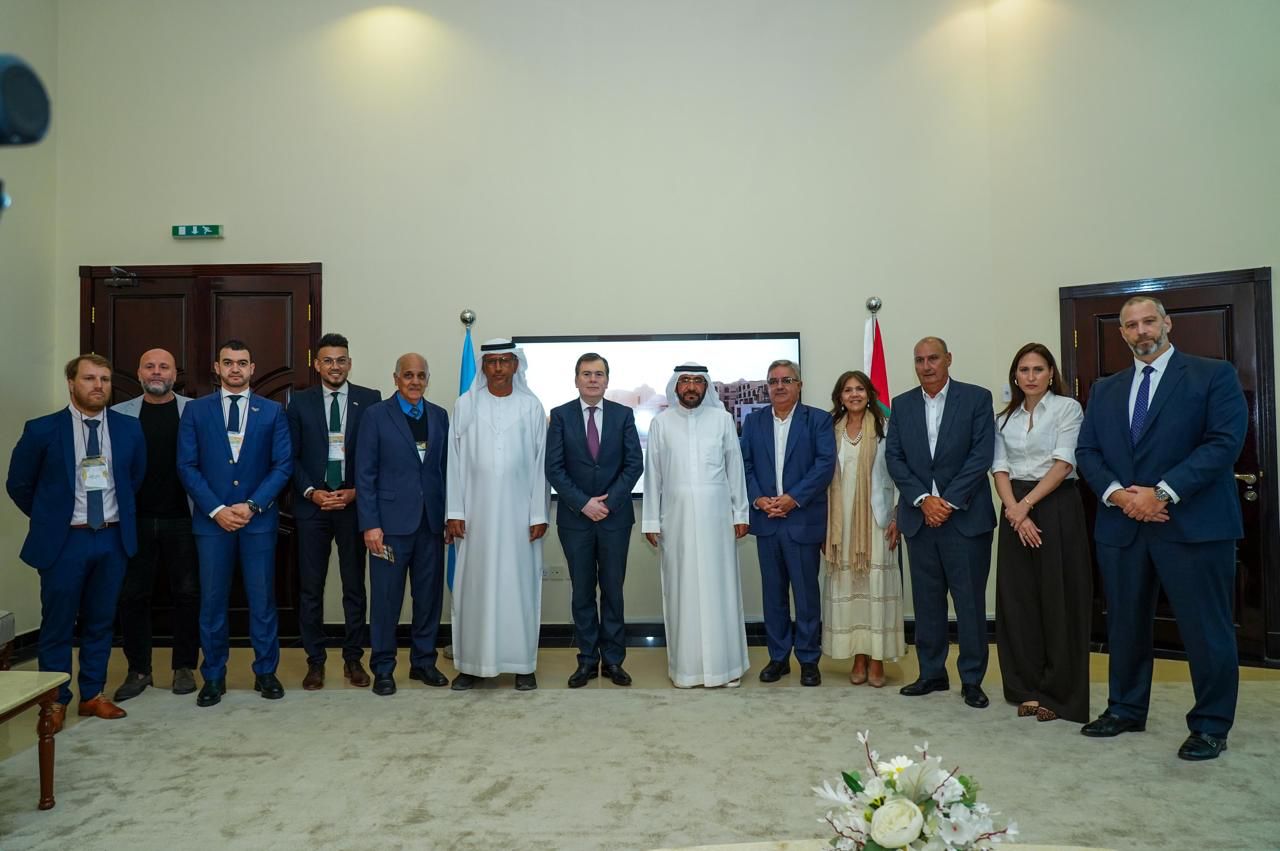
top-left (447, 326), bottom-right (476, 591)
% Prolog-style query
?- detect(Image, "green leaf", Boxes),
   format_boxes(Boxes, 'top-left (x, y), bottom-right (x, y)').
top-left (921, 798), bottom-right (938, 818)
top-left (957, 775), bottom-right (979, 806)
top-left (864, 841), bottom-right (892, 851)
top-left (842, 771), bottom-right (864, 794)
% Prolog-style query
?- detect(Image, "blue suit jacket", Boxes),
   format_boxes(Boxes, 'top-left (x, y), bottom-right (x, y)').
top-left (354, 396), bottom-right (449, 536)
top-left (177, 391), bottom-right (293, 536)
top-left (740, 403), bottom-right (836, 544)
top-left (6, 408), bottom-right (146, 570)
top-left (546, 398), bottom-right (644, 531)
top-left (885, 380), bottom-right (996, 539)
top-left (1076, 349), bottom-right (1246, 547)
top-left (286, 383), bottom-right (381, 520)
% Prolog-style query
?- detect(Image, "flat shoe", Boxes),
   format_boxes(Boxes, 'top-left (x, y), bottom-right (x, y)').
top-left (867, 671), bottom-right (885, 688)
top-left (849, 669), bottom-right (868, 685)
top-left (1018, 702), bottom-right (1040, 718)
top-left (1036, 706), bottom-right (1058, 722)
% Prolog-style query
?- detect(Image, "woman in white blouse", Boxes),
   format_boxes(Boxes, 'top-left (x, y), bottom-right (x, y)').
top-left (991, 343), bottom-right (1092, 723)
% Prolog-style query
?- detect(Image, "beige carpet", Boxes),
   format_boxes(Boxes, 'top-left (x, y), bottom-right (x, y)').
top-left (1, 681), bottom-right (1278, 850)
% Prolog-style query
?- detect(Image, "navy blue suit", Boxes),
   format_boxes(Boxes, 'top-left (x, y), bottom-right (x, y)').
top-left (740, 403), bottom-right (836, 664)
top-left (545, 398), bottom-right (643, 667)
top-left (885, 381), bottom-right (995, 685)
top-left (1076, 349), bottom-right (1247, 736)
top-left (354, 395), bottom-right (449, 675)
top-left (6, 408), bottom-right (146, 702)
top-left (177, 391), bottom-right (292, 681)
top-left (286, 383), bottom-right (380, 666)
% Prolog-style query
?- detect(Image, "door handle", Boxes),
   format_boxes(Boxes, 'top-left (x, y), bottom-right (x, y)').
top-left (1234, 473), bottom-right (1259, 486)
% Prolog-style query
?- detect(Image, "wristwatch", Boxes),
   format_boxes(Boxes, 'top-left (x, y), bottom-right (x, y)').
top-left (246, 499), bottom-right (265, 515)
top-left (1153, 486), bottom-right (1171, 503)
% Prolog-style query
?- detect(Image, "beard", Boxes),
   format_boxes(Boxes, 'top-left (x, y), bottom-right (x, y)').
top-left (1127, 329), bottom-right (1168, 357)
top-left (142, 378), bottom-right (175, 397)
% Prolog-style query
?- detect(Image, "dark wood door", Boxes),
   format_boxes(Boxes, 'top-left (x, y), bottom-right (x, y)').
top-left (81, 263), bottom-right (323, 642)
top-left (1059, 267), bottom-right (1277, 664)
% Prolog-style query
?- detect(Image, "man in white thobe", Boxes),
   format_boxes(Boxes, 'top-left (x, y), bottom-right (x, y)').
top-left (447, 339), bottom-right (550, 690)
top-left (642, 363), bottom-right (751, 688)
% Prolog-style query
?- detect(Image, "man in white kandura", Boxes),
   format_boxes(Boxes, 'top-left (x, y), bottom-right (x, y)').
top-left (642, 363), bottom-right (751, 688)
top-left (446, 339), bottom-right (550, 691)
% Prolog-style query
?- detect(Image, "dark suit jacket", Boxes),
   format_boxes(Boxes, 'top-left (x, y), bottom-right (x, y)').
top-left (545, 398), bottom-right (643, 531)
top-left (885, 380), bottom-right (996, 539)
top-left (286, 383), bottom-right (381, 520)
top-left (177, 391), bottom-right (293, 536)
top-left (1076, 349), bottom-right (1247, 547)
top-left (740, 403), bottom-right (836, 544)
top-left (354, 396), bottom-right (449, 536)
top-left (6, 408), bottom-right (147, 570)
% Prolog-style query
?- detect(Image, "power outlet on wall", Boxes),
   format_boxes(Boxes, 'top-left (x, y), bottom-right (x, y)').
top-left (542, 563), bottom-right (568, 580)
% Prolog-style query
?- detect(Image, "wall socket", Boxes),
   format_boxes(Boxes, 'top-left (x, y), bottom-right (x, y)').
top-left (542, 563), bottom-right (568, 580)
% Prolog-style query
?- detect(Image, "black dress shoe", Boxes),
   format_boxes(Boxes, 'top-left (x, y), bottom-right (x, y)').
top-left (254, 673), bottom-right (285, 700)
top-left (758, 660), bottom-right (791, 683)
top-left (568, 662), bottom-right (599, 688)
top-left (1177, 732), bottom-right (1228, 761)
top-left (372, 673), bottom-right (396, 696)
top-left (899, 677), bottom-right (949, 696)
top-left (409, 666), bottom-right (449, 687)
top-left (196, 679), bottom-right (226, 708)
top-left (1080, 712), bottom-right (1146, 737)
top-left (800, 662), bottom-right (821, 687)
top-left (451, 673), bottom-right (480, 691)
top-left (601, 663), bottom-right (632, 687)
top-left (113, 671), bottom-right (152, 703)
top-left (514, 673), bottom-right (538, 691)
top-left (961, 684), bottom-right (989, 708)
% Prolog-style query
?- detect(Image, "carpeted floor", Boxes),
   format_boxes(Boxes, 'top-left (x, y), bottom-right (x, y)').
top-left (2, 680), bottom-right (1278, 850)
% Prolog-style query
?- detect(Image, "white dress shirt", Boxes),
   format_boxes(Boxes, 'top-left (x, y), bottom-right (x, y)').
top-left (68, 404), bottom-right (120, 525)
top-left (914, 381), bottom-right (951, 504)
top-left (304, 383), bottom-right (350, 498)
top-left (580, 397), bottom-right (604, 443)
top-left (991, 391), bottom-right (1082, 480)
top-left (772, 405), bottom-right (795, 497)
top-left (220, 386), bottom-right (252, 462)
top-left (1104, 345), bottom-right (1180, 506)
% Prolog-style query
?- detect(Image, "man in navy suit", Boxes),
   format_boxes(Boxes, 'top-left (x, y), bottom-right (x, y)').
top-left (885, 337), bottom-right (995, 708)
top-left (740, 359), bottom-right (836, 686)
top-left (1076, 296), bottom-right (1247, 760)
top-left (355, 352), bottom-right (450, 695)
top-left (545, 352), bottom-right (644, 688)
top-left (6, 354), bottom-right (146, 730)
top-left (177, 339), bottom-right (292, 707)
top-left (286, 333), bottom-right (380, 691)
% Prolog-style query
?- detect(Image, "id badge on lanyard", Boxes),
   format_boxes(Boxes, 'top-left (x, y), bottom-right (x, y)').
top-left (328, 432), bottom-right (345, 461)
top-left (416, 441), bottom-right (427, 462)
top-left (80, 456), bottom-right (110, 491)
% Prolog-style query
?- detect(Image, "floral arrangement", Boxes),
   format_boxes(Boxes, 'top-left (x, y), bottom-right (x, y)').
top-left (813, 731), bottom-right (1017, 850)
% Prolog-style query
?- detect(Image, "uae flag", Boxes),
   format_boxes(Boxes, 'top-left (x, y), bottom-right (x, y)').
top-left (864, 315), bottom-right (892, 418)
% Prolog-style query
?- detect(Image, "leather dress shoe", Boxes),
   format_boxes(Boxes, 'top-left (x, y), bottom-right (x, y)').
top-left (1080, 712), bottom-right (1146, 737)
top-left (254, 673), bottom-right (285, 700)
top-left (514, 673), bottom-right (538, 691)
top-left (302, 664), bottom-right (325, 691)
top-left (44, 703), bottom-right (67, 734)
top-left (568, 662), bottom-right (599, 688)
top-left (344, 660), bottom-right (371, 688)
top-left (372, 673), bottom-right (396, 696)
top-left (172, 668), bottom-right (197, 695)
top-left (1177, 732), bottom-right (1228, 761)
top-left (410, 665), bottom-right (449, 687)
top-left (899, 676), bottom-right (950, 696)
top-left (758, 660), bottom-right (791, 683)
top-left (451, 673), bottom-right (481, 691)
top-left (78, 693), bottom-right (127, 719)
top-left (961, 684), bottom-right (990, 708)
top-left (800, 662), bottom-right (821, 687)
top-left (196, 679), bottom-right (226, 707)
top-left (113, 671), bottom-right (152, 702)
top-left (602, 663), bottom-right (632, 687)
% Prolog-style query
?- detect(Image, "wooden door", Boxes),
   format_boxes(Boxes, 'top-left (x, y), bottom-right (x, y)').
top-left (1059, 267), bottom-right (1277, 664)
top-left (81, 263), bottom-right (323, 641)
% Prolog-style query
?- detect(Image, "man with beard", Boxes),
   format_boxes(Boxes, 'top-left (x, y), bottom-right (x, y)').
top-left (111, 348), bottom-right (200, 700)
top-left (641, 364), bottom-right (750, 688)
top-left (1076, 296), bottom-right (1247, 761)
top-left (6, 354), bottom-right (146, 730)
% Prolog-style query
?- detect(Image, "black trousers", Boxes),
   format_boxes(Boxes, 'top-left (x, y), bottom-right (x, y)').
top-left (297, 506), bottom-right (369, 665)
top-left (117, 514), bottom-right (201, 673)
top-left (558, 523), bottom-right (632, 667)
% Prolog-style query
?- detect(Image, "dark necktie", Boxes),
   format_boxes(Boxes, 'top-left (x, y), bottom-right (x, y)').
top-left (1130, 365), bottom-right (1155, 445)
top-left (586, 406), bottom-right (600, 460)
top-left (227, 394), bottom-right (242, 432)
top-left (407, 403), bottom-right (421, 419)
top-left (326, 392), bottom-right (343, 489)
top-left (85, 419), bottom-right (105, 530)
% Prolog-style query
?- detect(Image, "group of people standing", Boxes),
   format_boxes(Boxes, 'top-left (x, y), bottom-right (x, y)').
top-left (6, 294), bottom-right (1246, 762)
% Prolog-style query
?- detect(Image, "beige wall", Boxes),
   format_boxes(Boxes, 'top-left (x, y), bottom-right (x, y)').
top-left (4, 0), bottom-right (1277, 635)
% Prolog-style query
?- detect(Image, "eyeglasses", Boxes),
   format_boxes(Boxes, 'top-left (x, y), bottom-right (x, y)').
top-left (484, 356), bottom-right (517, 367)
top-left (318, 357), bottom-right (350, 367)
top-left (767, 377), bottom-right (800, 386)
top-left (676, 376), bottom-right (707, 386)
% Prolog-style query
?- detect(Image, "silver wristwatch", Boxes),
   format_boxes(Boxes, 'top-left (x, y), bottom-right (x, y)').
top-left (1154, 486), bottom-right (1171, 502)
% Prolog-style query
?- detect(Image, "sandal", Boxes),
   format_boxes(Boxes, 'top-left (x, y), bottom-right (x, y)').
top-left (1017, 702), bottom-right (1040, 718)
top-left (1035, 706), bottom-right (1058, 722)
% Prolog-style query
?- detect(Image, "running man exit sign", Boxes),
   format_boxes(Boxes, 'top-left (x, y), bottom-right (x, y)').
top-left (172, 224), bottom-right (222, 239)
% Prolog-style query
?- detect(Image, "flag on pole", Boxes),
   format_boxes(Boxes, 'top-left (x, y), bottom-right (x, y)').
top-left (864, 314), bottom-right (891, 418)
top-left (446, 325), bottom-right (477, 591)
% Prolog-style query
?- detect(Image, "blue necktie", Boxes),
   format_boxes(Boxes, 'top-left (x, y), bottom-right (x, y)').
top-left (227, 395), bottom-right (242, 432)
top-left (85, 420), bottom-right (105, 530)
top-left (1130, 365), bottom-right (1155, 446)
top-left (407, 403), bottom-right (421, 420)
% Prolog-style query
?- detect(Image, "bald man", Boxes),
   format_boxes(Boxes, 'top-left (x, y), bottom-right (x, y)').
top-left (111, 348), bottom-right (200, 700)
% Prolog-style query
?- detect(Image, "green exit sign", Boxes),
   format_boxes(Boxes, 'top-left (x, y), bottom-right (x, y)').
top-left (172, 224), bottom-right (223, 239)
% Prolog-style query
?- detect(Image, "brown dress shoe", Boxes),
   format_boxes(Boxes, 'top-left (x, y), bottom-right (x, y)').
top-left (43, 703), bottom-right (67, 735)
top-left (78, 694), bottom-right (127, 720)
top-left (343, 660), bottom-right (371, 688)
top-left (302, 664), bottom-right (325, 691)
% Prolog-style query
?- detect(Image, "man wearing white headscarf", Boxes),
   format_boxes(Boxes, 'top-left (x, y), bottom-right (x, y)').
top-left (446, 339), bottom-right (550, 690)
top-left (642, 364), bottom-right (751, 688)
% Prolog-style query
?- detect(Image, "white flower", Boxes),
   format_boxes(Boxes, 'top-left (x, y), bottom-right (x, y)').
top-left (861, 776), bottom-right (887, 800)
top-left (914, 741), bottom-right (930, 756)
top-left (877, 755), bottom-right (915, 777)
top-left (935, 813), bottom-right (981, 846)
top-left (869, 797), bottom-right (925, 847)
top-left (857, 730), bottom-right (871, 745)
top-left (894, 759), bottom-right (949, 801)
top-left (931, 775), bottom-right (965, 807)
top-left (813, 779), bottom-right (856, 808)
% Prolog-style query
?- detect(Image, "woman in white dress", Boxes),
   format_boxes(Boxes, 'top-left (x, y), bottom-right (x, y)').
top-left (821, 371), bottom-right (901, 687)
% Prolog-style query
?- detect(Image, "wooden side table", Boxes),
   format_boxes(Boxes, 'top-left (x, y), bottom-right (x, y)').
top-left (0, 671), bottom-right (72, 810)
